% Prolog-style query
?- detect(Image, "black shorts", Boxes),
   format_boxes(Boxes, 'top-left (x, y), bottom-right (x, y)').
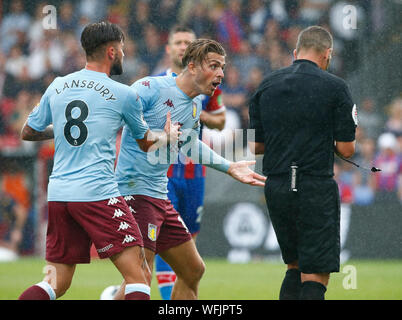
top-left (264, 175), bottom-right (340, 274)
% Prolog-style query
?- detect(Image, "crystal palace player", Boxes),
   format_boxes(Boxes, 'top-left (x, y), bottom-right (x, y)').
top-left (112, 39), bottom-right (266, 300)
top-left (18, 22), bottom-right (181, 300)
top-left (155, 26), bottom-right (226, 300)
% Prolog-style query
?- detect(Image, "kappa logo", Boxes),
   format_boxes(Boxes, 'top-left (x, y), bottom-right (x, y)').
top-left (148, 224), bottom-right (157, 241)
top-left (118, 221), bottom-right (131, 231)
top-left (124, 195), bottom-right (135, 201)
top-left (164, 99), bottom-right (174, 108)
top-left (129, 206), bottom-right (136, 213)
top-left (112, 209), bottom-right (125, 218)
top-left (141, 80), bottom-right (150, 88)
top-left (122, 234), bottom-right (136, 244)
top-left (108, 197), bottom-right (121, 205)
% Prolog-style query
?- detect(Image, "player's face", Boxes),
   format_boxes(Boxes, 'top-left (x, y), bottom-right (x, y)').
top-left (110, 41), bottom-right (124, 76)
top-left (167, 32), bottom-right (195, 70)
top-left (194, 52), bottom-right (225, 96)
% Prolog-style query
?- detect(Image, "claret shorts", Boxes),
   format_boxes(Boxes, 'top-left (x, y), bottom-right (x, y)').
top-left (46, 196), bottom-right (143, 264)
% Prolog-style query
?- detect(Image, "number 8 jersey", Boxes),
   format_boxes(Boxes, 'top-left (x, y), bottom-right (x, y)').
top-left (27, 68), bottom-right (149, 202)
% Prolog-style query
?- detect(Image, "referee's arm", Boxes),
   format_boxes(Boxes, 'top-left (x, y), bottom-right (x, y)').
top-left (248, 92), bottom-right (265, 155)
top-left (333, 81), bottom-right (357, 159)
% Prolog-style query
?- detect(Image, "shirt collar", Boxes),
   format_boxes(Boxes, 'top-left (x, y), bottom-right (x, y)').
top-left (293, 59), bottom-right (319, 68)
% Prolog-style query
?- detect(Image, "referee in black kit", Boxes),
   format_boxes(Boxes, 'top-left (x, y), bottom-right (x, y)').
top-left (249, 26), bottom-right (357, 300)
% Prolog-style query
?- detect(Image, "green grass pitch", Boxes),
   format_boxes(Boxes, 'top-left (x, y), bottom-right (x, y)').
top-left (0, 257), bottom-right (401, 300)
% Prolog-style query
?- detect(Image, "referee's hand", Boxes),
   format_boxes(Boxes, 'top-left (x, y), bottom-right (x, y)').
top-left (227, 160), bottom-right (266, 187)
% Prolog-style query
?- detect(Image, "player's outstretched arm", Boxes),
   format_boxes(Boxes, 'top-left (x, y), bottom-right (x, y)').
top-left (21, 121), bottom-right (54, 141)
top-left (182, 137), bottom-right (266, 187)
top-left (227, 160), bottom-right (266, 187)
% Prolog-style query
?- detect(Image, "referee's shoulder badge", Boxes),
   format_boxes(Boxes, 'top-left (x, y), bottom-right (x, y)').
top-left (352, 104), bottom-right (358, 125)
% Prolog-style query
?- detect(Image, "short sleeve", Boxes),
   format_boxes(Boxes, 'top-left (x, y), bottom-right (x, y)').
top-left (248, 92), bottom-right (264, 143)
top-left (333, 81), bottom-right (357, 142)
top-left (27, 86), bottom-right (53, 131)
top-left (122, 88), bottom-right (149, 140)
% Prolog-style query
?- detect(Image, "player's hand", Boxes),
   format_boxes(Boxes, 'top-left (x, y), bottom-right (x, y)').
top-left (227, 160), bottom-right (266, 187)
top-left (164, 111), bottom-right (182, 144)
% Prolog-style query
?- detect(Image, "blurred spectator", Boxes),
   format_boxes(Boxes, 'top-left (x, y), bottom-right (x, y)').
top-left (0, 0), bottom-right (31, 54)
top-left (266, 40), bottom-right (286, 70)
top-left (221, 65), bottom-right (247, 114)
top-left (246, 0), bottom-right (273, 46)
top-left (28, 30), bottom-right (64, 80)
top-left (358, 97), bottom-right (383, 139)
top-left (299, 0), bottom-right (332, 25)
top-left (216, 0), bottom-right (245, 54)
top-left (27, 2), bottom-right (48, 48)
top-left (384, 97), bottom-right (402, 137)
top-left (353, 137), bottom-right (376, 205)
top-left (60, 32), bottom-right (85, 76)
top-left (185, 1), bottom-right (215, 38)
top-left (4, 45), bottom-right (29, 78)
top-left (78, 0), bottom-right (108, 23)
top-left (151, 0), bottom-right (182, 36)
top-left (8, 90), bottom-right (33, 139)
top-left (232, 40), bottom-right (267, 85)
top-left (0, 161), bottom-right (30, 254)
top-left (334, 161), bottom-right (353, 262)
top-left (128, 0), bottom-right (152, 43)
top-left (373, 132), bottom-right (402, 201)
top-left (58, 1), bottom-right (78, 33)
top-left (139, 24), bottom-right (165, 74)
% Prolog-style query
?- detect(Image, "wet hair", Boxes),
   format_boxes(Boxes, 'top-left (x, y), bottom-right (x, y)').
top-left (296, 26), bottom-right (333, 54)
top-left (168, 25), bottom-right (196, 43)
top-left (80, 21), bottom-right (125, 60)
top-left (181, 39), bottom-right (226, 68)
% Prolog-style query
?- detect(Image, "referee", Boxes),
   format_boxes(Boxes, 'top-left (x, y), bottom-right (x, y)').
top-left (249, 26), bottom-right (357, 300)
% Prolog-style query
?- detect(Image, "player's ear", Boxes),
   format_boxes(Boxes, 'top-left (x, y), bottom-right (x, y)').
top-left (325, 48), bottom-right (332, 61)
top-left (106, 45), bottom-right (115, 61)
top-left (293, 49), bottom-right (297, 60)
top-left (187, 61), bottom-right (196, 75)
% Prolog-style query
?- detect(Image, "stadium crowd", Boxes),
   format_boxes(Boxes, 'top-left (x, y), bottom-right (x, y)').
top-left (0, 0), bottom-right (401, 255)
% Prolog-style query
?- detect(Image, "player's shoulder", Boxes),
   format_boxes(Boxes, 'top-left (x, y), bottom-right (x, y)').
top-left (133, 75), bottom-right (174, 90)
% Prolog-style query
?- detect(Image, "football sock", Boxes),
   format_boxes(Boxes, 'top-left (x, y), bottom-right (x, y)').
top-left (19, 281), bottom-right (56, 300)
top-left (155, 254), bottom-right (176, 300)
top-left (124, 283), bottom-right (150, 300)
top-left (279, 268), bottom-right (301, 300)
top-left (299, 281), bottom-right (327, 300)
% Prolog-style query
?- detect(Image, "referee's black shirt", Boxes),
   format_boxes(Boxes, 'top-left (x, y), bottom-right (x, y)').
top-left (249, 59), bottom-right (357, 178)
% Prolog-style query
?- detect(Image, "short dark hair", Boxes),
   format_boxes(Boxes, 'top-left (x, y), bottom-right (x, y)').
top-left (80, 21), bottom-right (125, 60)
top-left (168, 25), bottom-right (196, 43)
top-left (296, 26), bottom-right (333, 54)
top-left (182, 39), bottom-right (226, 68)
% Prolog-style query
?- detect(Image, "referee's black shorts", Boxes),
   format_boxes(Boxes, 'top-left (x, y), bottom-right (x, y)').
top-left (264, 175), bottom-right (341, 274)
